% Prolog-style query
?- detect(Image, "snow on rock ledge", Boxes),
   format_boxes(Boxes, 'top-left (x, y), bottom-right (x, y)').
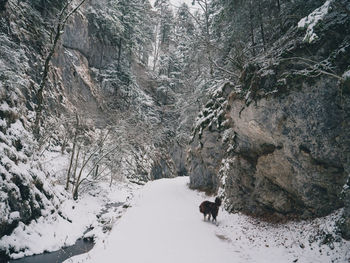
top-left (298, 0), bottom-right (332, 43)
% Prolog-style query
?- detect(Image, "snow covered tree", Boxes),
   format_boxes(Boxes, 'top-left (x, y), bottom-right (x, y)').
top-left (173, 3), bottom-right (196, 80)
top-left (114, 0), bottom-right (154, 67)
top-left (152, 0), bottom-right (174, 73)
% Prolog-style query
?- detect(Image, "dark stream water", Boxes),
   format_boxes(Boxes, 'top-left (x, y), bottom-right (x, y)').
top-left (3, 238), bottom-right (94, 263)
top-left (0, 202), bottom-right (124, 263)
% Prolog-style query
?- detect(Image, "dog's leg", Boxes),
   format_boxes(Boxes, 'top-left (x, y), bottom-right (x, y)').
top-left (208, 214), bottom-right (211, 221)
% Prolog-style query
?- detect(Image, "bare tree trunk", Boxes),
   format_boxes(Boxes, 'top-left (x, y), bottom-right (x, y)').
top-left (276, 0), bottom-right (281, 11)
top-left (109, 172), bottom-right (113, 187)
top-left (152, 35), bottom-right (159, 72)
top-left (34, 21), bottom-right (62, 138)
top-left (258, 1), bottom-right (266, 52)
top-left (94, 165), bottom-right (99, 179)
top-left (99, 45), bottom-right (104, 72)
top-left (72, 132), bottom-right (114, 200)
top-left (66, 141), bottom-right (76, 190)
top-left (65, 113), bottom-right (79, 190)
top-left (73, 146), bottom-right (117, 199)
top-left (249, 0), bottom-right (256, 57)
top-left (72, 145), bottom-right (80, 187)
top-left (194, 0), bottom-right (213, 76)
top-left (61, 134), bottom-right (68, 154)
top-left (117, 37), bottom-right (122, 70)
top-left (276, 0), bottom-right (283, 31)
top-left (73, 152), bottom-right (87, 200)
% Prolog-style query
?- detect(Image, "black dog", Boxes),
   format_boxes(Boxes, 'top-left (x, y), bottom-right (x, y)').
top-left (199, 197), bottom-right (222, 222)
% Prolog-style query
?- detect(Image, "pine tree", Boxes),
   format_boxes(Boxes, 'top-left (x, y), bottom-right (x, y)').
top-left (152, 0), bottom-right (174, 73)
top-left (114, 0), bottom-right (154, 67)
top-left (173, 3), bottom-right (196, 80)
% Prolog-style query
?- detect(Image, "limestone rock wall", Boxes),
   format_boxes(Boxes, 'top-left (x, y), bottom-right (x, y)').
top-left (188, 1), bottom-right (350, 224)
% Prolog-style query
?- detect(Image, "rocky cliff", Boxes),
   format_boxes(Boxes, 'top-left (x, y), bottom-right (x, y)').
top-left (187, 0), bottom-right (350, 234)
top-left (1, 0), bottom-right (66, 242)
top-left (0, 0), bottom-right (177, 242)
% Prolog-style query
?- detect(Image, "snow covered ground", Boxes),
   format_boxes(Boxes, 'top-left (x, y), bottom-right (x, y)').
top-left (0, 149), bottom-right (139, 260)
top-left (65, 177), bottom-right (350, 263)
top-left (0, 182), bottom-right (135, 260)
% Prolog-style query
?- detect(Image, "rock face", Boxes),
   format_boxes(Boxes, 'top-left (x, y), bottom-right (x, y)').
top-left (339, 186), bottom-right (350, 239)
top-left (225, 78), bottom-right (347, 217)
top-left (188, 1), bottom-right (350, 222)
top-left (150, 155), bottom-right (176, 180)
top-left (0, 0), bottom-right (175, 241)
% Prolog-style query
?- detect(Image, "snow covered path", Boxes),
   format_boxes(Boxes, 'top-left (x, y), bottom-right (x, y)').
top-left (66, 176), bottom-right (350, 263)
top-left (67, 177), bottom-right (235, 263)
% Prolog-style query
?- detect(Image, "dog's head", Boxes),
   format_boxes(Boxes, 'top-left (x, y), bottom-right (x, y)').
top-left (215, 197), bottom-right (222, 207)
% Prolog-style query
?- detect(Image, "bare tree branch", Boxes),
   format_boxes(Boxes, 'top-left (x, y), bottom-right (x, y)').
top-left (280, 57), bottom-right (343, 81)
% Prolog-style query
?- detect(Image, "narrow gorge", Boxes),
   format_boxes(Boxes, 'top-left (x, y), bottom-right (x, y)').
top-left (0, 0), bottom-right (349, 261)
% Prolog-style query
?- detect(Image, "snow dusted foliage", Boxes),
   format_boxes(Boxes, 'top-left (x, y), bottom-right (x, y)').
top-left (298, 0), bottom-right (333, 43)
top-left (0, 6), bottom-right (58, 255)
top-left (0, 1), bottom-right (64, 241)
top-left (187, 81), bottom-right (238, 192)
top-left (0, 109), bottom-right (62, 240)
top-left (190, 81), bottom-right (236, 142)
